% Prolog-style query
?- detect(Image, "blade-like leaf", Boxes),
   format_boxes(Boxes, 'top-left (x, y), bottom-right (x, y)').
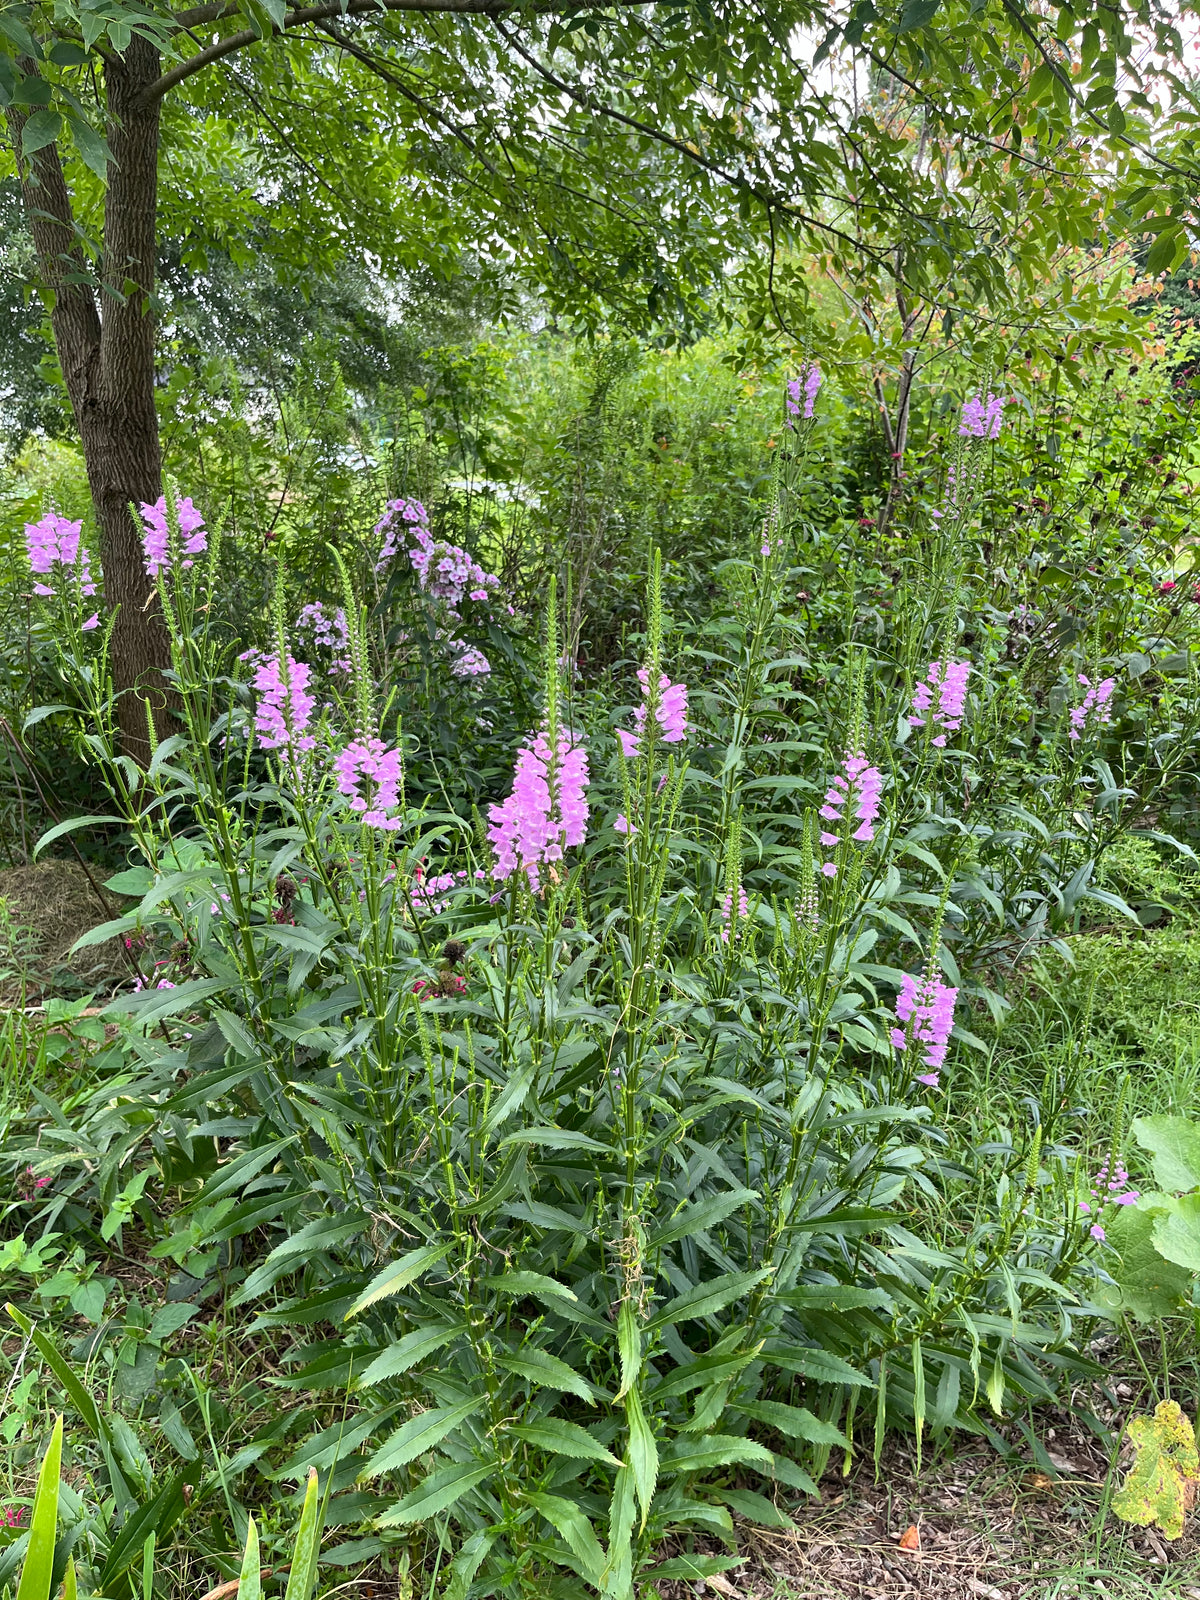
top-left (345, 1242), bottom-right (453, 1319)
top-left (16, 1415), bottom-right (62, 1600)
top-left (509, 1418), bottom-right (618, 1465)
top-left (283, 1469), bottom-right (321, 1600)
top-left (236, 1517), bottom-right (261, 1600)
top-left (358, 1324), bottom-right (464, 1387)
top-left (360, 1398), bottom-right (481, 1480)
top-left (377, 1462), bottom-right (491, 1526)
top-left (495, 1347), bottom-right (597, 1403)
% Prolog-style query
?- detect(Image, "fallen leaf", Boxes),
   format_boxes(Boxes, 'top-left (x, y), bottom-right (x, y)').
top-left (897, 1524), bottom-right (920, 1554)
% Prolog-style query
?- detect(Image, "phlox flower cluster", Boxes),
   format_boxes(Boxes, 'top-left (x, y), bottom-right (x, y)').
top-left (487, 729), bottom-right (589, 892)
top-left (720, 886), bottom-right (749, 944)
top-left (1078, 1157), bottom-right (1140, 1243)
top-left (295, 602), bottom-right (352, 674)
top-left (375, 498), bottom-right (500, 678)
top-left (140, 496), bottom-right (206, 577)
top-left (334, 738), bottom-right (404, 830)
top-left (910, 659), bottom-right (971, 747)
top-left (617, 670), bottom-right (688, 757)
top-left (891, 973), bottom-right (958, 1087)
top-left (25, 513), bottom-right (96, 600)
top-left (412, 863), bottom-right (486, 914)
top-left (818, 751), bottom-right (883, 874)
top-left (253, 654), bottom-right (318, 757)
top-left (958, 393), bottom-right (1005, 440)
top-left (1069, 674), bottom-right (1115, 741)
top-left (786, 364), bottom-right (822, 423)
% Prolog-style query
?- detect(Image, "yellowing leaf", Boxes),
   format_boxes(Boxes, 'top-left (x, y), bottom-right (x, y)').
top-left (1112, 1401), bottom-right (1200, 1541)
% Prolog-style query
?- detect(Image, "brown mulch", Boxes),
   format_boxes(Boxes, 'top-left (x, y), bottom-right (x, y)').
top-left (0, 857), bottom-right (130, 1000)
top-left (653, 1417), bottom-right (1200, 1600)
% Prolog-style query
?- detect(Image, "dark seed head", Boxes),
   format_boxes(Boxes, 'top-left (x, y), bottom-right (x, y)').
top-left (442, 938), bottom-right (467, 966)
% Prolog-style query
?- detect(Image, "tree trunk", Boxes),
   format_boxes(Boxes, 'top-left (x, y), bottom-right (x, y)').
top-left (8, 39), bottom-right (169, 765)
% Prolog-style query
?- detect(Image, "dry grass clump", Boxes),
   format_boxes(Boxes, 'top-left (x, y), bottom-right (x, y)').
top-left (0, 858), bottom-right (129, 1001)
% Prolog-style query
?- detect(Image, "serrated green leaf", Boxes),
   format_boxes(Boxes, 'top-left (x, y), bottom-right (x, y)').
top-left (509, 1417), bottom-right (618, 1464)
top-left (345, 1242), bottom-right (453, 1318)
top-left (377, 1461), bottom-right (490, 1526)
top-left (361, 1398), bottom-right (480, 1480)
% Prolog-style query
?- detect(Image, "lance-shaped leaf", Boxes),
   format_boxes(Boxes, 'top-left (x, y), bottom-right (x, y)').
top-left (345, 1242), bottom-right (454, 1319)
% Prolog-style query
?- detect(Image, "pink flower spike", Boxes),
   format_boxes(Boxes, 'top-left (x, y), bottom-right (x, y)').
top-left (82, 612), bottom-right (100, 631)
top-left (915, 1072), bottom-right (940, 1088)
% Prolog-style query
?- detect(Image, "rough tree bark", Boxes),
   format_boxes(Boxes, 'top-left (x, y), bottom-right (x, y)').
top-left (7, 37), bottom-right (169, 765)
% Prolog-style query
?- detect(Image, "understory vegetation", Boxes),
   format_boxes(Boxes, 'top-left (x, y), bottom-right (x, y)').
top-left (3, 319), bottom-right (1200, 1598)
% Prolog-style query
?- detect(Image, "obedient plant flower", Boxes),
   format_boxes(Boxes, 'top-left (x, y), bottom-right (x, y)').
top-left (890, 972), bottom-right (958, 1087)
top-left (252, 653), bottom-right (317, 757)
top-left (487, 728), bottom-right (590, 892)
top-left (375, 497), bottom-right (499, 677)
top-left (958, 393), bottom-right (1005, 440)
top-left (295, 602), bottom-right (352, 674)
top-left (786, 363), bottom-right (822, 423)
top-left (720, 885), bottom-right (749, 944)
top-left (910, 659), bottom-right (971, 747)
top-left (618, 669), bottom-right (688, 758)
top-left (334, 737), bottom-right (404, 830)
top-left (1069, 674), bottom-right (1116, 741)
top-left (818, 750), bottom-right (883, 873)
top-left (1079, 1157), bottom-right (1140, 1240)
top-left (140, 495), bottom-right (207, 577)
top-left (25, 513), bottom-right (96, 598)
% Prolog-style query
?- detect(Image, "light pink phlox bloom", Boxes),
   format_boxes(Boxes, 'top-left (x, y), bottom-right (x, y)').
top-left (450, 642), bottom-right (491, 678)
top-left (295, 602), bottom-right (352, 673)
top-left (785, 363), bottom-right (822, 423)
top-left (253, 654), bottom-right (317, 755)
top-left (140, 496), bottom-right (206, 577)
top-left (1069, 674), bottom-right (1116, 741)
top-left (334, 737), bottom-right (404, 830)
top-left (958, 393), bottom-right (1005, 440)
top-left (910, 659), bottom-right (971, 746)
top-left (890, 972), bottom-right (957, 1077)
top-left (374, 497), bottom-right (429, 572)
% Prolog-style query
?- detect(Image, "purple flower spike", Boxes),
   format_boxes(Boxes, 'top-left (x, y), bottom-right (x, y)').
top-left (891, 972), bottom-right (958, 1079)
top-left (1069, 674), bottom-right (1116, 741)
top-left (487, 728), bottom-right (590, 891)
top-left (140, 496), bottom-right (206, 577)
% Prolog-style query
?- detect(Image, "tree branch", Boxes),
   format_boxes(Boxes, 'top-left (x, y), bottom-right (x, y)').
top-left (143, 0), bottom-right (652, 104)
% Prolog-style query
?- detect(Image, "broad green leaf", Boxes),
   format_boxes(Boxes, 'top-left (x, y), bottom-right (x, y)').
top-left (377, 1461), bottom-right (491, 1526)
top-left (647, 1187), bottom-right (757, 1250)
top-left (760, 1345), bottom-right (874, 1387)
top-left (509, 1418), bottom-right (619, 1465)
top-left (1098, 1203), bottom-right (1191, 1321)
top-left (21, 109), bottom-right (62, 156)
top-left (345, 1242), bottom-right (453, 1318)
top-left (525, 1491), bottom-right (606, 1587)
top-left (647, 1268), bottom-right (770, 1330)
top-left (495, 1346), bottom-right (596, 1402)
top-left (480, 1270), bottom-right (577, 1304)
top-left (358, 1324), bottom-right (464, 1387)
top-left (361, 1398), bottom-right (481, 1479)
top-left (660, 1434), bottom-right (774, 1473)
top-left (734, 1400), bottom-right (849, 1448)
top-left (1132, 1117), bottom-right (1200, 1193)
top-left (1152, 1195), bottom-right (1200, 1271)
top-left (716, 1487), bottom-right (794, 1529)
top-left (624, 1386), bottom-right (658, 1531)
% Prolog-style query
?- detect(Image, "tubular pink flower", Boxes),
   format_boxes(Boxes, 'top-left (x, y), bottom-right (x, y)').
top-left (140, 496), bottom-right (206, 577)
top-left (720, 885), bottom-right (749, 944)
top-left (619, 670), bottom-right (688, 757)
top-left (25, 513), bottom-right (96, 598)
top-left (820, 750), bottom-right (883, 870)
top-left (890, 972), bottom-right (958, 1080)
top-left (487, 728), bottom-right (590, 890)
top-left (786, 363), bottom-right (822, 423)
top-left (910, 659), bottom-right (972, 746)
top-left (253, 654), bottom-right (317, 758)
top-left (958, 393), bottom-right (1005, 440)
top-left (1069, 674), bottom-right (1116, 741)
top-left (334, 737), bottom-right (404, 829)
